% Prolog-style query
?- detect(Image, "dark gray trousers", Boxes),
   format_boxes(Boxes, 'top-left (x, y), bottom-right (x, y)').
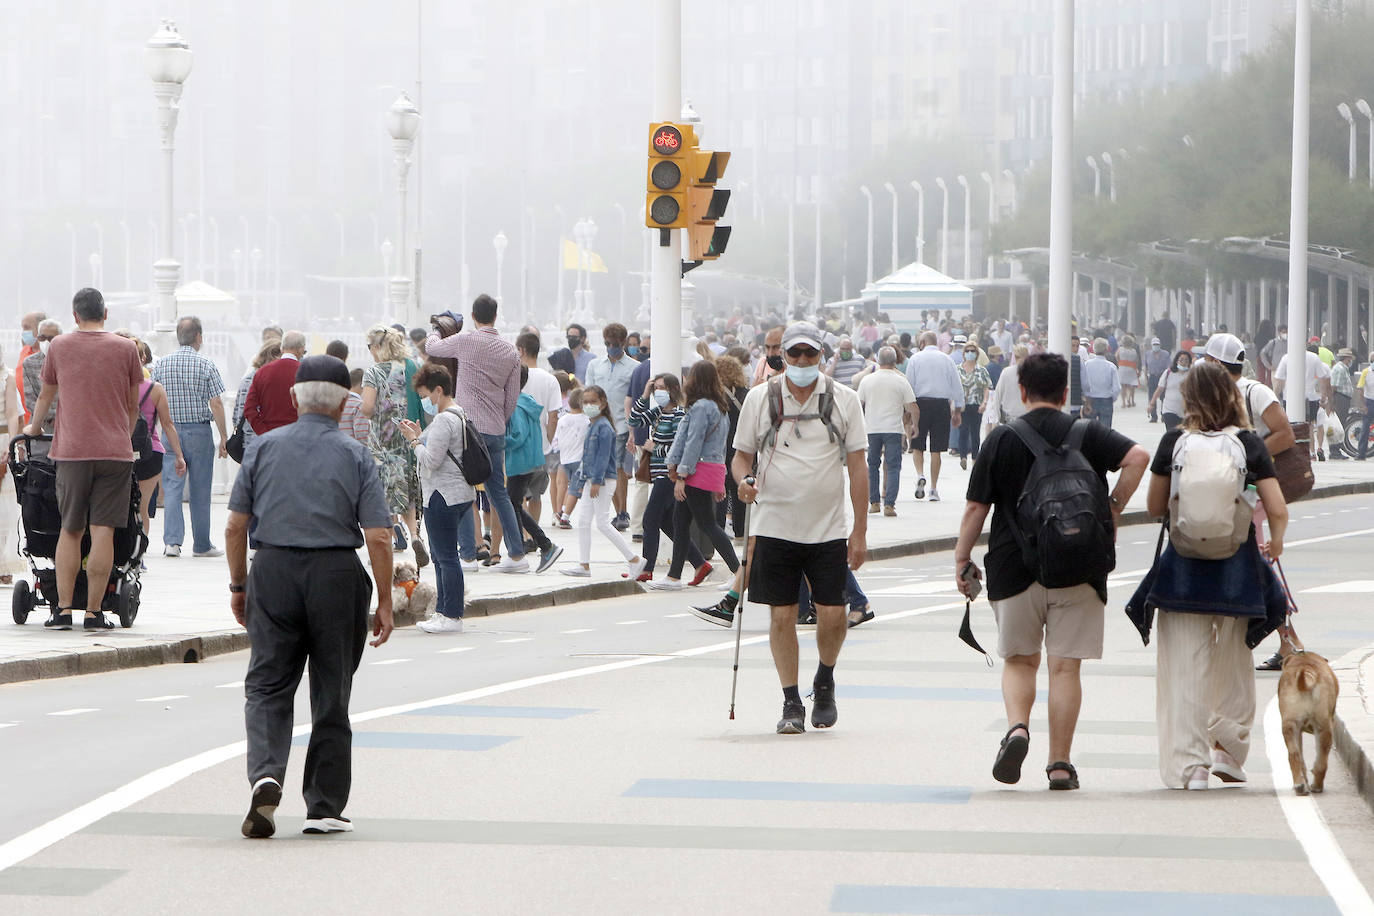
top-left (244, 546), bottom-right (371, 819)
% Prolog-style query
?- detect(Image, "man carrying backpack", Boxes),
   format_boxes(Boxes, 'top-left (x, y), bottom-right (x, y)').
top-left (953, 353), bottom-right (1149, 790)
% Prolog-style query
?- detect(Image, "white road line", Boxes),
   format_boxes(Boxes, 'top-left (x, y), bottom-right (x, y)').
top-left (663, 613), bottom-right (690, 618)
top-left (0, 597), bottom-right (967, 875)
top-left (438, 646), bottom-right (475, 655)
top-left (1263, 699), bottom-right (1374, 914)
top-left (497, 637), bottom-right (533, 644)
top-left (46, 708), bottom-right (98, 717)
top-left (0, 723), bottom-right (16, 730)
top-left (562, 628), bottom-right (594, 634)
top-left (136, 695), bottom-right (187, 703)
top-left (214, 681), bottom-right (244, 689)
top-left (1287, 527), bottom-right (1374, 548)
top-left (370, 658), bottom-right (413, 666)
top-left (616, 620), bottom-right (646, 626)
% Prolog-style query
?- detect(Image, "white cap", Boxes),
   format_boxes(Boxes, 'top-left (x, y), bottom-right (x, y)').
top-left (1203, 332), bottom-right (1245, 366)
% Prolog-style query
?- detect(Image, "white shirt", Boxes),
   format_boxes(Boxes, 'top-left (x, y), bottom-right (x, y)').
top-left (904, 346), bottom-right (963, 403)
top-left (1274, 351), bottom-right (1331, 402)
top-left (522, 365), bottom-right (563, 454)
top-left (1238, 377), bottom-right (1280, 439)
top-left (856, 369), bottom-right (917, 435)
top-left (734, 378), bottom-right (868, 544)
top-left (991, 363), bottom-right (1029, 424)
top-left (551, 409), bottom-right (589, 463)
top-left (992, 329), bottom-right (1014, 354)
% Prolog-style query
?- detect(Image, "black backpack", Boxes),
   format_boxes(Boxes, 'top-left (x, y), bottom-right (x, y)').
top-left (131, 385), bottom-right (155, 461)
top-left (1007, 418), bottom-right (1115, 588)
top-left (442, 407), bottom-right (492, 484)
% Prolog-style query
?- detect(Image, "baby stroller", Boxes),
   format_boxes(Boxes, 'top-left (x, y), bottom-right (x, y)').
top-left (9, 434), bottom-right (147, 627)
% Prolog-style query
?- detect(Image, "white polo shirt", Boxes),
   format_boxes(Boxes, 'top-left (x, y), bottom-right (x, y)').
top-left (857, 368), bottom-right (917, 435)
top-left (734, 377), bottom-right (868, 544)
top-left (1274, 351), bottom-right (1330, 402)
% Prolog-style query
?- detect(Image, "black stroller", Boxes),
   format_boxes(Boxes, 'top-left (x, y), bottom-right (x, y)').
top-left (9, 434), bottom-right (147, 627)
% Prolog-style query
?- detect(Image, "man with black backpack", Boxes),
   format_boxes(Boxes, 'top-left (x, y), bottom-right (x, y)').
top-left (953, 353), bottom-right (1148, 791)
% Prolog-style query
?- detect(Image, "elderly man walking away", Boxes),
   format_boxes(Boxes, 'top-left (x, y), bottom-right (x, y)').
top-left (856, 346), bottom-right (917, 516)
top-left (1080, 338), bottom-right (1122, 429)
top-left (228, 355), bottom-right (394, 839)
top-left (25, 288), bottom-right (144, 630)
top-left (733, 321), bottom-right (869, 734)
top-left (153, 316), bottom-right (230, 558)
top-left (243, 329), bottom-right (307, 434)
top-left (904, 331), bottom-right (962, 503)
top-left (954, 353), bottom-right (1148, 790)
top-left (424, 294), bottom-right (532, 572)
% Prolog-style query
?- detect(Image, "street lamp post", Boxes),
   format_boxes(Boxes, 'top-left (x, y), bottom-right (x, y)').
top-left (909, 180), bottom-right (925, 265)
top-left (858, 185), bottom-right (874, 285)
top-left (956, 174), bottom-right (970, 281)
top-left (883, 182), bottom-right (899, 275)
top-left (143, 19), bottom-right (193, 354)
top-left (1002, 170), bottom-right (1019, 217)
top-left (935, 177), bottom-right (950, 276)
top-left (1338, 102), bottom-right (1357, 184)
top-left (980, 172), bottom-right (996, 279)
top-left (1101, 151), bottom-right (1117, 202)
top-left (1086, 155), bottom-right (1101, 200)
top-left (1357, 99), bottom-right (1374, 191)
top-left (386, 93), bottom-right (421, 327)
top-left (493, 230), bottom-right (509, 303)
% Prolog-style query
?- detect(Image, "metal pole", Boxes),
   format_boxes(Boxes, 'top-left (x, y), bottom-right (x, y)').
top-left (650, 0), bottom-right (682, 378)
top-left (910, 181), bottom-right (925, 265)
top-left (958, 175), bottom-right (971, 282)
top-left (859, 185), bottom-right (874, 285)
top-left (787, 199), bottom-right (796, 313)
top-left (982, 172), bottom-right (996, 279)
top-left (884, 181), bottom-right (898, 274)
top-left (1287, 0), bottom-right (1311, 424)
top-left (814, 184), bottom-right (822, 311)
top-left (1047, 0), bottom-right (1074, 357)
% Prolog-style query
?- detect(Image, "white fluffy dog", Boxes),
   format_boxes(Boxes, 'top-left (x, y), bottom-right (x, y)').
top-left (392, 560), bottom-right (437, 621)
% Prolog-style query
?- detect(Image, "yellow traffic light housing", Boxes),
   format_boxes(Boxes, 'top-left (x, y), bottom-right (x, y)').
top-left (645, 122), bottom-right (696, 230)
top-left (686, 148), bottom-right (731, 261)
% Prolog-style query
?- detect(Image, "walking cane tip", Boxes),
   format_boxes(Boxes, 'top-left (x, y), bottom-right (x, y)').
top-left (728, 710), bottom-right (735, 720)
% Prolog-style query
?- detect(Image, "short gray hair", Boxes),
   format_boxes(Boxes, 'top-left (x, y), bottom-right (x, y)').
top-left (917, 331), bottom-right (938, 349)
top-left (176, 316), bottom-right (203, 346)
top-left (281, 330), bottom-right (307, 353)
top-left (1093, 337), bottom-right (1109, 355)
top-left (37, 319), bottom-right (61, 337)
top-left (292, 380), bottom-right (349, 414)
top-left (877, 346), bottom-right (897, 367)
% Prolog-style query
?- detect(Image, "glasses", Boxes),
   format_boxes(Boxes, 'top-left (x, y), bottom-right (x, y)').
top-left (786, 346), bottom-right (820, 359)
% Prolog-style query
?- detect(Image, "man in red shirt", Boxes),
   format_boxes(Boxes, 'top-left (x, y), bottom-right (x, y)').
top-left (243, 330), bottom-right (306, 435)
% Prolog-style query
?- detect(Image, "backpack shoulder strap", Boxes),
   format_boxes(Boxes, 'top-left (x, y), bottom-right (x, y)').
top-left (1008, 417), bottom-right (1053, 457)
top-left (1065, 418), bottom-right (1091, 452)
top-left (138, 382), bottom-right (153, 408)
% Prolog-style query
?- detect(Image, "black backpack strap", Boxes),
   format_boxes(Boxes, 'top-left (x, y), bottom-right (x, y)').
top-left (1065, 418), bottom-right (1091, 452)
top-left (138, 383), bottom-right (153, 408)
top-left (1008, 417), bottom-right (1053, 457)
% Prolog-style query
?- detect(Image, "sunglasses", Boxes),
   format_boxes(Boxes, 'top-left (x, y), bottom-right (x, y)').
top-left (786, 346), bottom-right (819, 358)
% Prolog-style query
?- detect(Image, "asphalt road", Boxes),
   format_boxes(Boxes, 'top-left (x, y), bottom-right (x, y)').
top-left (2, 495), bottom-right (1374, 913)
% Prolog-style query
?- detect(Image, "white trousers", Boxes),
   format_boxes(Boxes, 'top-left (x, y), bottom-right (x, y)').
top-left (1155, 610), bottom-right (1256, 788)
top-left (0, 471), bottom-right (19, 576)
top-left (574, 485), bottom-right (636, 566)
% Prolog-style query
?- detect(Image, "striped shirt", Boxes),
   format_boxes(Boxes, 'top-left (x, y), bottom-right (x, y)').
top-left (152, 345), bottom-right (226, 424)
top-left (628, 397), bottom-right (685, 480)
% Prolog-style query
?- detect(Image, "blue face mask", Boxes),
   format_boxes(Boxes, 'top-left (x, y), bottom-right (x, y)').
top-left (785, 363), bottom-right (821, 386)
top-left (653, 390), bottom-right (671, 408)
top-left (421, 396), bottom-right (437, 416)
top-left (21, 331), bottom-right (34, 347)
top-left (607, 346), bottom-right (625, 359)
top-left (626, 346), bottom-right (640, 358)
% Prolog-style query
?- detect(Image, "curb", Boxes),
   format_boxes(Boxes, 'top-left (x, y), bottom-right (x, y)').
top-left (2, 478), bottom-right (1371, 686)
top-left (1331, 646), bottom-right (1374, 815)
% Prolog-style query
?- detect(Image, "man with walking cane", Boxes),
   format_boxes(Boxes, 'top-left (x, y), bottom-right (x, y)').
top-left (731, 322), bottom-right (869, 734)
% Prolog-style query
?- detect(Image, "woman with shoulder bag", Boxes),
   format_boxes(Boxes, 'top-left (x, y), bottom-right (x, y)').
top-left (1148, 349), bottom-right (1192, 431)
top-left (628, 373), bottom-right (710, 584)
top-left (1128, 361), bottom-right (1290, 790)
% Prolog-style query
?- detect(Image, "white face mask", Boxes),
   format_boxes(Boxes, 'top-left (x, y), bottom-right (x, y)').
top-left (38, 339), bottom-right (50, 355)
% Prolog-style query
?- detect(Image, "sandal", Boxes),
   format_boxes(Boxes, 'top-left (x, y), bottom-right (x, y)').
top-left (992, 723), bottom-right (1029, 784)
top-left (1046, 761), bottom-right (1079, 791)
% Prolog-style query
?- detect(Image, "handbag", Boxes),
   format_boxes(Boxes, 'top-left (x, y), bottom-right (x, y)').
top-left (634, 446), bottom-right (652, 483)
top-left (226, 417), bottom-right (246, 464)
top-left (1271, 421), bottom-right (1314, 503)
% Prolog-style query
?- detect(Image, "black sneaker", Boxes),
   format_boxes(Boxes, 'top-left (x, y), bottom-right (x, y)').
top-left (690, 602), bottom-right (734, 627)
top-left (393, 523), bottom-right (408, 552)
top-left (797, 606), bottom-right (817, 627)
top-left (612, 512), bottom-right (630, 531)
top-left (776, 699), bottom-right (806, 734)
top-left (1255, 651), bottom-right (1284, 672)
top-left (44, 611), bottom-right (73, 630)
top-left (810, 682), bottom-right (838, 729)
top-left (83, 612), bottom-right (115, 630)
top-left (241, 776), bottom-right (281, 838)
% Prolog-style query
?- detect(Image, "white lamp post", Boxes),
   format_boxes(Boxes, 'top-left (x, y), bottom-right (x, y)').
top-left (493, 230), bottom-right (509, 303)
top-left (1338, 101), bottom-right (1357, 184)
top-left (909, 180), bottom-right (925, 265)
top-left (935, 177), bottom-right (950, 276)
top-left (1101, 151), bottom-right (1117, 202)
top-left (144, 19), bottom-right (193, 353)
top-left (1086, 154), bottom-right (1101, 200)
top-left (883, 182), bottom-right (899, 275)
top-left (858, 185), bottom-right (874, 285)
top-left (956, 174), bottom-right (971, 281)
top-left (980, 171), bottom-right (996, 278)
top-left (386, 92), bottom-right (421, 326)
top-left (1002, 169), bottom-right (1018, 217)
top-left (1357, 99), bottom-right (1374, 191)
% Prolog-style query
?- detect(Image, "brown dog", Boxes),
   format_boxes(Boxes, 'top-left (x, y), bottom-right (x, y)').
top-left (1277, 651), bottom-right (1339, 795)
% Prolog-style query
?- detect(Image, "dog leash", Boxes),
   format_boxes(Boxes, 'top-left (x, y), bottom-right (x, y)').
top-left (1269, 556), bottom-right (1305, 656)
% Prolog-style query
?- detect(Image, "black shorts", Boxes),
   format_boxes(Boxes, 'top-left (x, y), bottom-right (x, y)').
top-left (748, 536), bottom-right (848, 608)
top-left (912, 397), bottom-right (951, 453)
top-left (135, 451), bottom-right (163, 482)
top-left (1306, 399), bottom-right (1320, 423)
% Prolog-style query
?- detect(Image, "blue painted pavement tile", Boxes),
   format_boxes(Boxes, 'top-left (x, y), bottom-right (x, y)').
top-left (412, 704), bottom-right (594, 719)
top-left (830, 886), bottom-right (1339, 915)
top-left (625, 778), bottom-right (970, 805)
top-left (292, 732), bottom-right (517, 751)
top-left (839, 685), bottom-right (1004, 702)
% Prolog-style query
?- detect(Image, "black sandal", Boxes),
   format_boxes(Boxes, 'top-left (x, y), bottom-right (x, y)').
top-left (1046, 761), bottom-right (1079, 790)
top-left (993, 723), bottom-right (1029, 784)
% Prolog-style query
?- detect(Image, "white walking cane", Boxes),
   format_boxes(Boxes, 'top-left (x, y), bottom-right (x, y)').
top-left (728, 501), bottom-right (752, 720)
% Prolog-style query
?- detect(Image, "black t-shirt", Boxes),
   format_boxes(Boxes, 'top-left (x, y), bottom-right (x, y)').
top-left (1150, 428), bottom-right (1276, 485)
top-left (966, 407), bottom-right (1136, 602)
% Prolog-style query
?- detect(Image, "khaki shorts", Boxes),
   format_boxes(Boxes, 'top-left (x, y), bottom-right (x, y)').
top-left (56, 460), bottom-right (133, 531)
top-left (991, 582), bottom-right (1104, 660)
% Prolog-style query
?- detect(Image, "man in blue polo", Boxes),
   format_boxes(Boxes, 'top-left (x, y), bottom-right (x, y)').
top-left (1081, 338), bottom-right (1122, 429)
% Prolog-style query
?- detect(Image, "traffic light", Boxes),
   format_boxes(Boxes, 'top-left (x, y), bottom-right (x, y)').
top-left (645, 122), bottom-right (696, 230)
top-left (686, 147), bottom-right (731, 261)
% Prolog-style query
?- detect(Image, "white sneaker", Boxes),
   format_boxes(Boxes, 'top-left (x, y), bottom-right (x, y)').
top-left (418, 614), bottom-right (464, 634)
top-left (493, 556), bottom-right (530, 574)
top-left (648, 578), bottom-right (684, 591)
top-left (928, 489), bottom-right (941, 502)
top-left (163, 545), bottom-right (181, 558)
top-left (1185, 765), bottom-right (1210, 790)
top-left (1210, 748), bottom-right (1247, 783)
top-left (302, 816), bottom-right (353, 834)
top-left (193, 546), bottom-right (225, 558)
top-left (560, 565), bottom-right (591, 577)
top-left (460, 559), bottom-right (481, 573)
top-left (625, 557), bottom-right (647, 580)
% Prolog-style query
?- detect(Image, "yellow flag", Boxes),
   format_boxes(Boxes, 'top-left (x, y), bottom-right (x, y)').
top-left (561, 238), bottom-right (608, 273)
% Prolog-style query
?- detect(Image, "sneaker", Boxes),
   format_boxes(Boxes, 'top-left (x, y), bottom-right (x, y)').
top-left (631, 533), bottom-right (643, 542)
top-left (556, 514), bottom-right (572, 530)
top-left (163, 545), bottom-right (181, 558)
top-left (882, 506), bottom-right (896, 517)
top-left (689, 561), bottom-right (713, 587)
top-left (1211, 747), bottom-right (1247, 783)
top-left (418, 614), bottom-right (464, 634)
top-left (1186, 765), bottom-right (1210, 791)
top-left (797, 607), bottom-right (817, 627)
top-left (83, 612), bottom-right (115, 630)
top-left (413, 539), bottom-right (429, 568)
top-left (810, 682), bottom-right (838, 729)
top-left (560, 565), bottom-right (591, 577)
top-left (690, 602), bottom-right (734, 627)
top-left (1255, 651), bottom-right (1284, 672)
top-left (625, 556), bottom-right (648, 580)
top-left (612, 512), bottom-right (630, 531)
top-left (536, 545), bottom-right (564, 574)
top-left (868, 502), bottom-right (880, 514)
top-left (393, 523), bottom-right (408, 552)
top-left (523, 537), bottom-right (537, 553)
top-left (193, 546), bottom-right (225, 558)
top-left (460, 559), bottom-right (481, 573)
top-left (776, 699), bottom-right (807, 735)
top-left (302, 816), bottom-right (353, 834)
top-left (1316, 449), bottom-right (1326, 462)
top-left (493, 556), bottom-right (530, 574)
top-left (914, 477), bottom-right (926, 500)
top-left (44, 611), bottom-right (73, 630)
top-left (241, 776), bottom-right (282, 839)
top-left (960, 455), bottom-right (968, 470)
top-left (928, 489), bottom-right (941, 503)
top-left (648, 577), bottom-right (683, 591)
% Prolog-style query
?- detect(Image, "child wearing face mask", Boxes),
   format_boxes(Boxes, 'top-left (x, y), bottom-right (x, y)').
top-left (552, 387), bottom-right (589, 528)
top-left (560, 385), bottom-right (646, 578)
